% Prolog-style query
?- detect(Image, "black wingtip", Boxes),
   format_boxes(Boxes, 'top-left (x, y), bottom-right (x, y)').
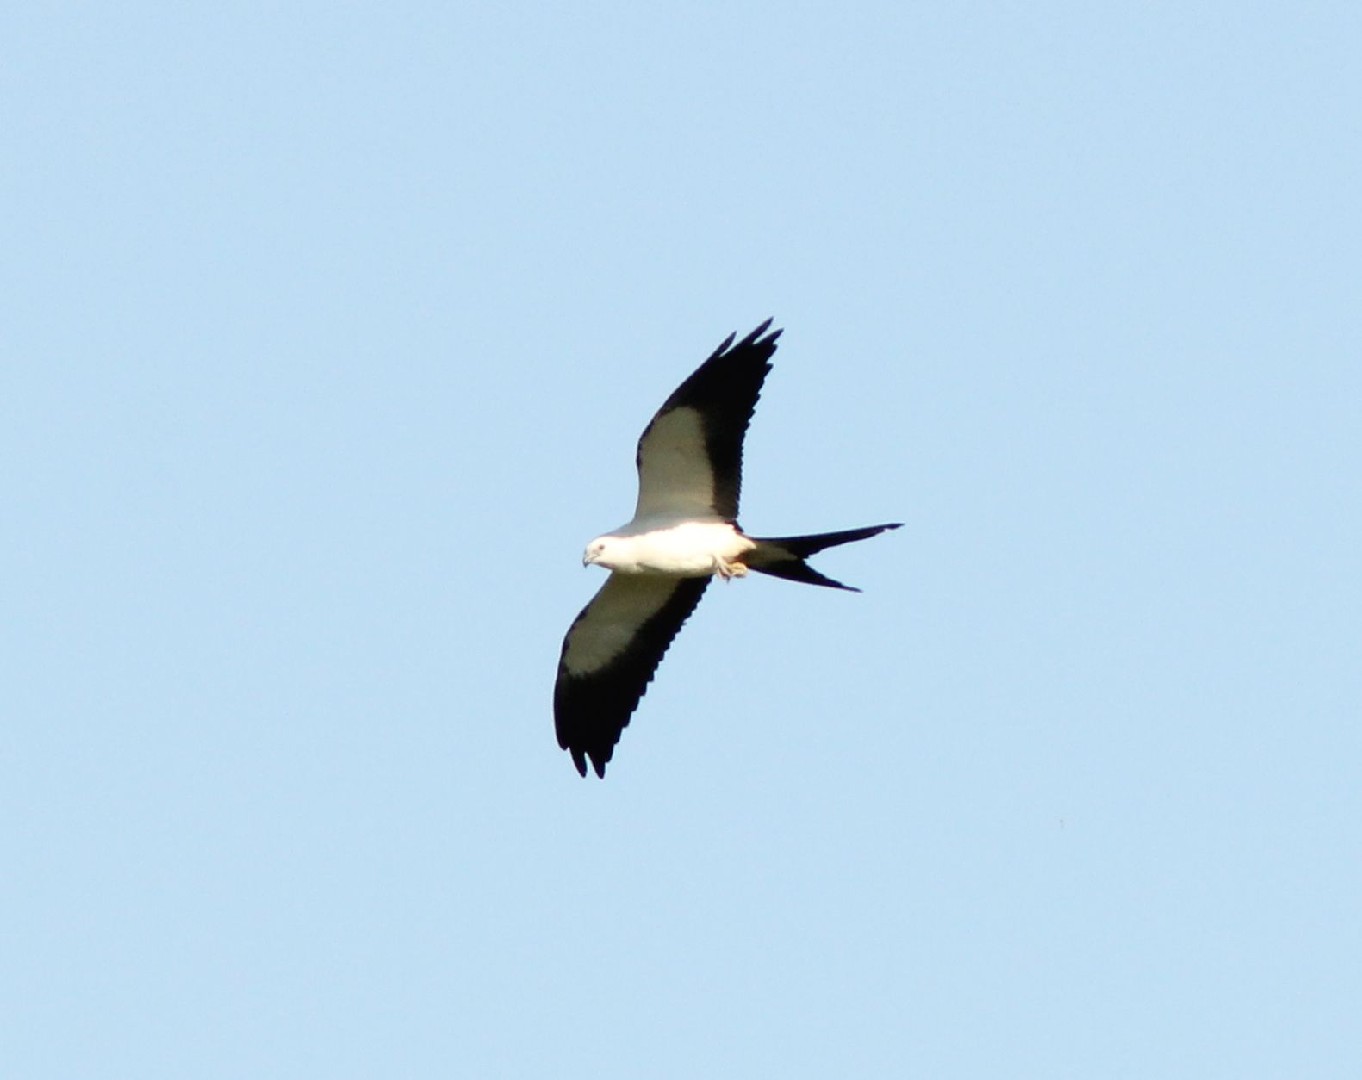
top-left (738, 318), bottom-right (781, 347)
top-left (714, 318), bottom-right (781, 356)
top-left (567, 745), bottom-right (611, 778)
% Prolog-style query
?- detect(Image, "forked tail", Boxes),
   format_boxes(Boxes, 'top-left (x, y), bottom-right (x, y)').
top-left (746, 523), bottom-right (901, 592)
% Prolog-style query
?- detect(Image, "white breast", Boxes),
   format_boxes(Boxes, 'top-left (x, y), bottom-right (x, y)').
top-left (609, 521), bottom-right (753, 575)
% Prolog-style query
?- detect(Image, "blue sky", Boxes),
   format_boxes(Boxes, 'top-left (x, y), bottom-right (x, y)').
top-left (4, 4), bottom-right (1359, 1076)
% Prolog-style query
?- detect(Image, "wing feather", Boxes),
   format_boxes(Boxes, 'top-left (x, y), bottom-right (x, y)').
top-left (632, 320), bottom-right (781, 522)
top-left (554, 574), bottom-right (710, 777)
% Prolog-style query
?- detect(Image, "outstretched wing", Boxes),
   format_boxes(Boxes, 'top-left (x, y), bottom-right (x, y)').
top-left (555, 573), bottom-right (710, 777)
top-left (632, 320), bottom-right (781, 523)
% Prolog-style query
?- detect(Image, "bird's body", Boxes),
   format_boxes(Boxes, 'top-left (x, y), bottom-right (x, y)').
top-left (586, 518), bottom-right (755, 577)
top-left (554, 320), bottom-right (900, 777)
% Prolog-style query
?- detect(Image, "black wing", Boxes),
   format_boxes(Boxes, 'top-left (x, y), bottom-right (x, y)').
top-left (554, 574), bottom-right (711, 777)
top-left (633, 320), bottom-right (781, 523)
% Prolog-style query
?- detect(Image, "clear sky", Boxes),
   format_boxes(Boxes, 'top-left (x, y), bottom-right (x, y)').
top-left (4, 4), bottom-right (1359, 1077)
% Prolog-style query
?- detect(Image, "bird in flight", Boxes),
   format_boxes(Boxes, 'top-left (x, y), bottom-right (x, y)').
top-left (554, 320), bottom-right (900, 777)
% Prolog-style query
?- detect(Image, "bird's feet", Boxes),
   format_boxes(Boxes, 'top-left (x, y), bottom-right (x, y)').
top-left (714, 556), bottom-right (749, 582)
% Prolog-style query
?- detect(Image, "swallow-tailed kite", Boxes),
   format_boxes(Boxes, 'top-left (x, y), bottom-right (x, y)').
top-left (554, 320), bottom-right (900, 777)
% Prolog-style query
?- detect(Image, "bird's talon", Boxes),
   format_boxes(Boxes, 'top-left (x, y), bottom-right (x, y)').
top-left (714, 557), bottom-right (748, 581)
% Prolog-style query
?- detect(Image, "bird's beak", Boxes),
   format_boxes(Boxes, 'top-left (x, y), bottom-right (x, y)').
top-left (582, 553), bottom-right (593, 568)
